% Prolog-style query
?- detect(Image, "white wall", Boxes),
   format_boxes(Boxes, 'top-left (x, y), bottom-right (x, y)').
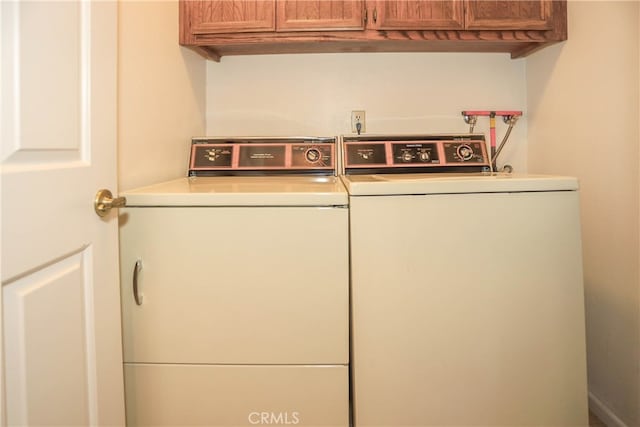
top-left (526, 2), bottom-right (640, 426)
top-left (118, 1), bottom-right (206, 191)
top-left (206, 53), bottom-right (529, 171)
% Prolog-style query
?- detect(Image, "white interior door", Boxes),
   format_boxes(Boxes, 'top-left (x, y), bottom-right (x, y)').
top-left (1, 1), bottom-right (124, 425)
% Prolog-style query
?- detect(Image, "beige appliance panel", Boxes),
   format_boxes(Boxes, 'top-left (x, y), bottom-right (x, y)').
top-left (119, 206), bottom-right (348, 364)
top-left (124, 364), bottom-right (348, 426)
top-left (350, 190), bottom-right (588, 426)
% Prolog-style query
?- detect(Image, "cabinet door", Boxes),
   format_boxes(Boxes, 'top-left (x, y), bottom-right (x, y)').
top-left (277, 0), bottom-right (364, 31)
top-left (182, 0), bottom-right (275, 34)
top-left (465, 0), bottom-right (553, 30)
top-left (370, 0), bottom-right (464, 30)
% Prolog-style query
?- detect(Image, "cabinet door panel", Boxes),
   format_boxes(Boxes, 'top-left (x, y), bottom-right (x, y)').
top-left (372, 0), bottom-right (464, 30)
top-left (277, 0), bottom-right (364, 31)
top-left (185, 0), bottom-right (275, 34)
top-left (465, 0), bottom-right (552, 30)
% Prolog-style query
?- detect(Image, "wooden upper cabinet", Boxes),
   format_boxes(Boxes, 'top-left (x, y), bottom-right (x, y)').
top-left (277, 0), bottom-right (364, 31)
top-left (465, 0), bottom-right (553, 30)
top-left (179, 0), bottom-right (568, 61)
top-left (182, 0), bottom-right (276, 35)
top-left (370, 1), bottom-right (465, 30)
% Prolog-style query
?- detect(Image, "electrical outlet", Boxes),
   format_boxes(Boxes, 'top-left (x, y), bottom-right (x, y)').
top-left (351, 110), bottom-right (366, 134)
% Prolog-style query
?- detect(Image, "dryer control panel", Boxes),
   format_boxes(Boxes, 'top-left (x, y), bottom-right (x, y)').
top-left (343, 134), bottom-right (490, 174)
top-left (189, 137), bottom-right (337, 176)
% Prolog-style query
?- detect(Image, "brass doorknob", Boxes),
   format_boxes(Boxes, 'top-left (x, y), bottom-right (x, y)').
top-left (94, 189), bottom-right (126, 217)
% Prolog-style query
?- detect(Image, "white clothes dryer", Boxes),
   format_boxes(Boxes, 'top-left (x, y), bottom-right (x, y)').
top-left (119, 137), bottom-right (349, 426)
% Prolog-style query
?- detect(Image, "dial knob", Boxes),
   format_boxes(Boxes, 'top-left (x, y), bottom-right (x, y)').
top-left (456, 144), bottom-right (474, 161)
top-left (402, 152), bottom-right (413, 162)
top-left (305, 148), bottom-right (321, 163)
top-left (419, 151), bottom-right (431, 162)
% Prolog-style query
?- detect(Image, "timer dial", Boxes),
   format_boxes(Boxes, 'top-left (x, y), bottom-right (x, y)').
top-left (305, 148), bottom-right (321, 163)
top-left (456, 144), bottom-right (474, 161)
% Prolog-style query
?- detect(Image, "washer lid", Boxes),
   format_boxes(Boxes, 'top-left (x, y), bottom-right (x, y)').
top-left (340, 173), bottom-right (579, 196)
top-left (123, 176), bottom-right (348, 207)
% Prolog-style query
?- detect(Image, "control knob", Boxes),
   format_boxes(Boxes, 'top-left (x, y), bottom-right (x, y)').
top-left (419, 151), bottom-right (431, 162)
top-left (456, 144), bottom-right (474, 161)
top-left (402, 152), bottom-right (413, 162)
top-left (305, 148), bottom-right (321, 163)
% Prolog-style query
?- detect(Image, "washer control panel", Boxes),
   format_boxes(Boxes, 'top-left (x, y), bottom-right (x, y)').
top-left (189, 137), bottom-right (336, 176)
top-left (343, 135), bottom-right (489, 174)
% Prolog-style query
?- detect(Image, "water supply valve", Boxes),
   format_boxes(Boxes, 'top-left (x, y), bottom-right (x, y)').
top-left (461, 110), bottom-right (522, 172)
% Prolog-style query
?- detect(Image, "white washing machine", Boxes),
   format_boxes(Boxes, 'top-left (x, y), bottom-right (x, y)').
top-left (119, 137), bottom-right (349, 426)
top-left (341, 134), bottom-right (589, 427)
